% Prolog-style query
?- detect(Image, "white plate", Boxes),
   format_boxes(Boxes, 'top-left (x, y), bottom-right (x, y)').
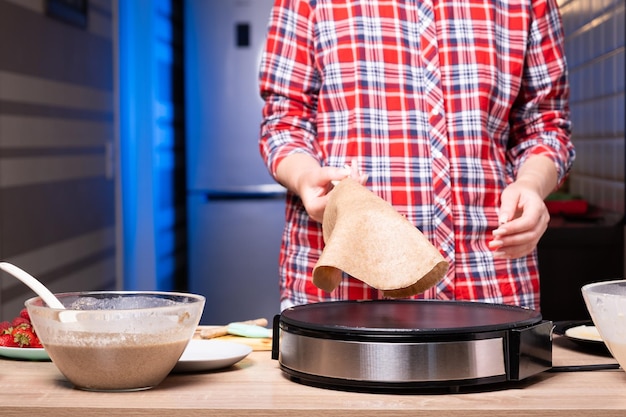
top-left (172, 339), bottom-right (252, 373)
top-left (565, 324), bottom-right (603, 342)
top-left (0, 346), bottom-right (50, 361)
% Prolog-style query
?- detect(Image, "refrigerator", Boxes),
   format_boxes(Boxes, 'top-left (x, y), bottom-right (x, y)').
top-left (185, 0), bottom-right (284, 325)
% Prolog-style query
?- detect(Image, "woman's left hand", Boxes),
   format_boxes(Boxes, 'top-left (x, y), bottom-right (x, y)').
top-left (489, 181), bottom-right (550, 259)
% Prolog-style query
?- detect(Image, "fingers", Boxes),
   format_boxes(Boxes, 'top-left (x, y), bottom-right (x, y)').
top-left (349, 159), bottom-right (369, 184)
top-left (298, 168), bottom-right (341, 222)
top-left (489, 206), bottom-right (549, 259)
top-left (490, 229), bottom-right (545, 259)
top-left (299, 162), bottom-right (362, 222)
top-left (491, 178), bottom-right (552, 259)
top-left (299, 160), bottom-right (368, 222)
top-left (329, 160), bottom-right (368, 186)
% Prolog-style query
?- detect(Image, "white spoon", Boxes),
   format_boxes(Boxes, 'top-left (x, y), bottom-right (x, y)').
top-left (0, 262), bottom-right (65, 309)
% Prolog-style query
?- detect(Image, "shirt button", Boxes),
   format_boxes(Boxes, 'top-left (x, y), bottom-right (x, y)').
top-left (432, 149), bottom-right (442, 159)
top-left (436, 197), bottom-right (446, 205)
top-left (430, 105), bottom-right (440, 116)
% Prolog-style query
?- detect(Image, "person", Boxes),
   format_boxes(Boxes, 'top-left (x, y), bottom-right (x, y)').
top-left (258, 0), bottom-right (575, 312)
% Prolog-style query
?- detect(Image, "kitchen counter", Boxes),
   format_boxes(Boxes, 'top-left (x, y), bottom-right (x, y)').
top-left (1, 335), bottom-right (626, 417)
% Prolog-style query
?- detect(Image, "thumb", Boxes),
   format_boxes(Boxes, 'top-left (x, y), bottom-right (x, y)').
top-left (322, 166), bottom-right (352, 184)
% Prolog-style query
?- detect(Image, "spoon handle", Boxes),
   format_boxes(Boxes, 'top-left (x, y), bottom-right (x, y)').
top-left (0, 262), bottom-right (65, 309)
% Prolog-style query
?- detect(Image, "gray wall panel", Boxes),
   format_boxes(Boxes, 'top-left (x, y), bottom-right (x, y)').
top-left (0, 178), bottom-right (114, 257)
top-left (0, 0), bottom-right (116, 320)
top-left (0, 1), bottom-right (113, 90)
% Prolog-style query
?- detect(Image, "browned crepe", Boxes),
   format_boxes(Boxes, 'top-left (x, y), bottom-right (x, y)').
top-left (312, 178), bottom-right (449, 297)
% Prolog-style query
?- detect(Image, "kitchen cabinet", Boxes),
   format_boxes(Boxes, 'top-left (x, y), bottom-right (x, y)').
top-left (538, 210), bottom-right (624, 321)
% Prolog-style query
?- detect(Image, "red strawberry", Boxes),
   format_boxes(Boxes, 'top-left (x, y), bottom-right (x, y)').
top-left (11, 316), bottom-right (30, 327)
top-left (0, 321), bottom-right (11, 333)
top-left (1, 307), bottom-right (44, 349)
top-left (0, 333), bottom-right (18, 347)
top-left (11, 326), bottom-right (38, 347)
top-left (23, 331), bottom-right (42, 348)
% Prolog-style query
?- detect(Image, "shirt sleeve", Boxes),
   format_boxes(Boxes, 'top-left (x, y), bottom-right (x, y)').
top-left (258, 0), bottom-right (323, 178)
top-left (506, 0), bottom-right (575, 187)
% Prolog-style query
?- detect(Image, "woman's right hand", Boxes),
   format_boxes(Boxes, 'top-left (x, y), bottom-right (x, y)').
top-left (295, 166), bottom-right (351, 222)
top-left (276, 156), bottom-right (367, 223)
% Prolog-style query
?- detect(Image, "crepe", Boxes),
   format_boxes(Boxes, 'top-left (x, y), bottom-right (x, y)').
top-left (312, 178), bottom-right (449, 297)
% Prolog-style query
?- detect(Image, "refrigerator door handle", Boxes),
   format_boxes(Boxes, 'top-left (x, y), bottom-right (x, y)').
top-left (204, 184), bottom-right (287, 201)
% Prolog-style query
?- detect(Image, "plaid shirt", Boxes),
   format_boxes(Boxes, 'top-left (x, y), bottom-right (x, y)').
top-left (259, 0), bottom-right (575, 311)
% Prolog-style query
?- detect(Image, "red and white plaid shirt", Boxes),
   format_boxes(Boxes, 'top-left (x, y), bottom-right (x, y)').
top-left (259, 0), bottom-right (575, 311)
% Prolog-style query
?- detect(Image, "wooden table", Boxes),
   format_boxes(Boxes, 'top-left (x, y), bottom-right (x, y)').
top-left (1, 335), bottom-right (625, 416)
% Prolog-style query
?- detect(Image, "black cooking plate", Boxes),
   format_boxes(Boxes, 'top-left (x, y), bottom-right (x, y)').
top-left (281, 299), bottom-right (542, 337)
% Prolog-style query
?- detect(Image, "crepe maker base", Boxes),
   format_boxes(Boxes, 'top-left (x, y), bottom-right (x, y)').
top-left (272, 300), bottom-right (552, 392)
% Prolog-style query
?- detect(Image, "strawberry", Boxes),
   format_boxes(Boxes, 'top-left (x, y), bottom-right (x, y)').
top-left (25, 333), bottom-right (43, 348)
top-left (1, 307), bottom-right (43, 349)
top-left (0, 321), bottom-right (11, 333)
top-left (19, 308), bottom-right (30, 321)
top-left (0, 333), bottom-right (18, 347)
top-left (11, 316), bottom-right (30, 327)
top-left (11, 326), bottom-right (39, 347)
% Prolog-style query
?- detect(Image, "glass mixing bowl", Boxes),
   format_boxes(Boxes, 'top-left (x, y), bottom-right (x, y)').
top-left (26, 291), bottom-right (205, 391)
top-left (582, 280), bottom-right (626, 371)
